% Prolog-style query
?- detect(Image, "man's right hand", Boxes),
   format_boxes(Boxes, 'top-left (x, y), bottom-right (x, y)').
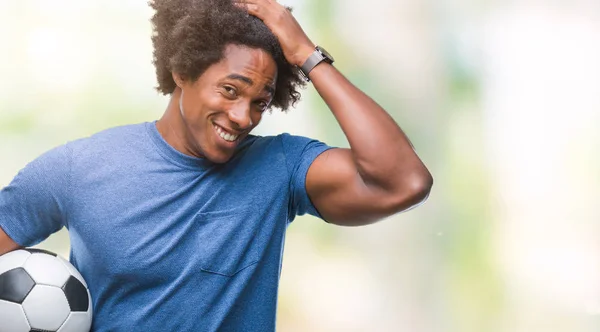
top-left (0, 227), bottom-right (20, 256)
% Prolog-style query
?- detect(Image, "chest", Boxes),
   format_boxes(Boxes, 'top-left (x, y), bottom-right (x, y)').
top-left (66, 159), bottom-right (290, 284)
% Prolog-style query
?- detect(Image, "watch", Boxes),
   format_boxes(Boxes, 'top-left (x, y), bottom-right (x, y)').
top-left (299, 46), bottom-right (334, 82)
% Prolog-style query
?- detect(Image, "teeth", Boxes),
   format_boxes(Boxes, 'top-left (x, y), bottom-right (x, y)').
top-left (214, 125), bottom-right (238, 142)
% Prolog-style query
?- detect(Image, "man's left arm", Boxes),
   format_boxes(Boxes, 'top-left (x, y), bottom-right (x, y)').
top-left (304, 62), bottom-right (432, 226)
top-left (236, 0), bottom-right (433, 226)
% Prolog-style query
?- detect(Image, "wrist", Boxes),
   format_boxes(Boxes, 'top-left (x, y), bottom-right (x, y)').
top-left (297, 45), bottom-right (335, 82)
top-left (294, 44), bottom-right (316, 67)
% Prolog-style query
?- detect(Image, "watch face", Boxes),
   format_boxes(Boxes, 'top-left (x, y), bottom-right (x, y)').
top-left (317, 46), bottom-right (334, 63)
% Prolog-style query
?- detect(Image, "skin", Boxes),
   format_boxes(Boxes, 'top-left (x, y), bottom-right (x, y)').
top-left (0, 0), bottom-right (434, 255)
top-left (0, 229), bottom-right (19, 254)
top-left (235, 0), bottom-right (433, 225)
top-left (155, 44), bottom-right (277, 164)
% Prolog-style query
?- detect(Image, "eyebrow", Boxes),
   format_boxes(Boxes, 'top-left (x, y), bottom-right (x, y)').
top-left (226, 74), bottom-right (275, 95)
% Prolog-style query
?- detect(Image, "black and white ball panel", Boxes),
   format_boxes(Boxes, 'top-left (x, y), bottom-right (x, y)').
top-left (63, 276), bottom-right (90, 312)
top-left (55, 298), bottom-right (94, 332)
top-left (0, 267), bottom-right (35, 303)
top-left (22, 248), bottom-right (57, 256)
top-left (0, 300), bottom-right (30, 331)
top-left (0, 249), bottom-right (93, 332)
top-left (23, 252), bottom-right (71, 287)
top-left (0, 249), bottom-right (30, 275)
top-left (23, 285), bottom-right (71, 331)
top-left (56, 255), bottom-right (88, 289)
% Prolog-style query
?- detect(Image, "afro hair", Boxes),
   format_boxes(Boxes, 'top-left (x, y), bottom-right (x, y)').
top-left (149, 0), bottom-right (306, 111)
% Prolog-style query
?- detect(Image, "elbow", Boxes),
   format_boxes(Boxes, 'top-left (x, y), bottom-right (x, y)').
top-left (412, 170), bottom-right (433, 202)
top-left (338, 171), bottom-right (433, 226)
top-left (389, 170), bottom-right (433, 213)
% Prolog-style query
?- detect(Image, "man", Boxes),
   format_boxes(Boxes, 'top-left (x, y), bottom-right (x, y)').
top-left (0, 0), bottom-right (432, 330)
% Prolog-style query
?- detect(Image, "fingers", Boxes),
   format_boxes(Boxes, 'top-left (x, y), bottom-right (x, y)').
top-left (234, 1), bottom-right (261, 17)
top-left (234, 0), bottom-right (283, 18)
top-left (235, 0), bottom-right (274, 4)
top-left (234, 2), bottom-right (259, 13)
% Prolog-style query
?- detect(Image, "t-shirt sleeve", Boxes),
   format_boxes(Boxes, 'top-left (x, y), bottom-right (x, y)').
top-left (0, 144), bottom-right (71, 246)
top-left (280, 133), bottom-right (334, 221)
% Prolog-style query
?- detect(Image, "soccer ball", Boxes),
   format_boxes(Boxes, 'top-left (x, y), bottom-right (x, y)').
top-left (0, 248), bottom-right (93, 332)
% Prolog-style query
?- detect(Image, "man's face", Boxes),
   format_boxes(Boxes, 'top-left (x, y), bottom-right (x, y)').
top-left (176, 44), bottom-right (277, 163)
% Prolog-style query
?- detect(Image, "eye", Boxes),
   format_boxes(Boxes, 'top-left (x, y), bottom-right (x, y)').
top-left (222, 85), bottom-right (237, 98)
top-left (255, 100), bottom-right (269, 112)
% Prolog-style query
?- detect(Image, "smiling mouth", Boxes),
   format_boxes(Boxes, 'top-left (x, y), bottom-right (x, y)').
top-left (214, 124), bottom-right (240, 142)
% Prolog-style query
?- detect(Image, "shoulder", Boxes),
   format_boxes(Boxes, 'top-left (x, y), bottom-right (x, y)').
top-left (235, 134), bottom-right (283, 155)
top-left (245, 133), bottom-right (320, 151)
top-left (235, 133), bottom-right (318, 159)
top-left (66, 122), bottom-right (149, 156)
top-left (24, 144), bottom-right (71, 174)
top-left (276, 133), bottom-right (333, 162)
top-left (68, 123), bottom-right (147, 147)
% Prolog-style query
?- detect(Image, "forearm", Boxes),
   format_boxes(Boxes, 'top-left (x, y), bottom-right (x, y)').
top-left (0, 226), bottom-right (20, 255)
top-left (309, 62), bottom-right (432, 193)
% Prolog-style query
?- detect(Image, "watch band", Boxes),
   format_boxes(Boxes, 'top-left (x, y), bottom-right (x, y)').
top-left (299, 46), bottom-right (334, 82)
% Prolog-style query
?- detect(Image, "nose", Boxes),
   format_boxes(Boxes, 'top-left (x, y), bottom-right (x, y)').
top-left (228, 102), bottom-right (253, 130)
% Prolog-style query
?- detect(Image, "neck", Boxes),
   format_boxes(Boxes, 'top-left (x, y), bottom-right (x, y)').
top-left (156, 88), bottom-right (204, 158)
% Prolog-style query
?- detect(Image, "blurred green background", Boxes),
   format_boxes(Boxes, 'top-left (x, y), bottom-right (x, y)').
top-left (1, 1), bottom-right (599, 331)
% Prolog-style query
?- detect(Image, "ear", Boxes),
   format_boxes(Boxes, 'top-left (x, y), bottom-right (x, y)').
top-left (172, 72), bottom-right (185, 88)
